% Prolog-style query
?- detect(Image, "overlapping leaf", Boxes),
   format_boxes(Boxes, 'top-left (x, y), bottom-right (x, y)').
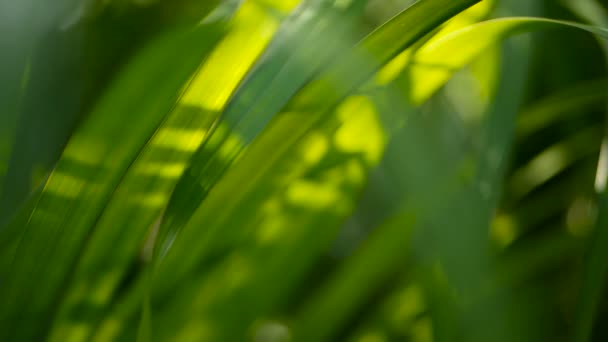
top-left (0, 21), bottom-right (224, 342)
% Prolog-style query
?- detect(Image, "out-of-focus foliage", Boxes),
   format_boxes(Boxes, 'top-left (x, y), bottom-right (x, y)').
top-left (2, 0), bottom-right (608, 341)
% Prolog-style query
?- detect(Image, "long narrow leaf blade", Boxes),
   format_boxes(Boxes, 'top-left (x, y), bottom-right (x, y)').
top-left (0, 23), bottom-right (224, 342)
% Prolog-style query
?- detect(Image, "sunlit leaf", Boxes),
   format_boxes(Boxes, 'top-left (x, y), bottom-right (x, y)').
top-left (3, 1), bottom-right (608, 342)
top-left (0, 23), bottom-right (224, 341)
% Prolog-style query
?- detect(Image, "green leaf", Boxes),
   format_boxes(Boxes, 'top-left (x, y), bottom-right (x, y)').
top-left (0, 0), bottom-right (224, 222)
top-left (508, 126), bottom-right (603, 202)
top-left (145, 95), bottom-right (387, 341)
top-left (560, 3), bottom-right (608, 341)
top-left (154, 0), bottom-right (369, 261)
top-left (284, 14), bottom-right (608, 342)
top-left (138, 1), bottom-right (489, 340)
top-left (44, 3), bottom-right (284, 342)
top-left (290, 211), bottom-right (416, 342)
top-left (516, 79), bottom-right (607, 138)
top-left (0, 23), bottom-right (224, 342)
top-left (399, 17), bottom-right (608, 106)
top-left (3, 1), bottom-right (608, 342)
top-left (154, 0), bottom-right (484, 257)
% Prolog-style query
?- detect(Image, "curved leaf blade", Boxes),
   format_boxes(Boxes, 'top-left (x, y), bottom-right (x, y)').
top-left (0, 23), bottom-right (224, 342)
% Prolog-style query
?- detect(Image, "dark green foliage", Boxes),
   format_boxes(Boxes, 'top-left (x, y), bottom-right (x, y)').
top-left (1, 0), bottom-right (608, 341)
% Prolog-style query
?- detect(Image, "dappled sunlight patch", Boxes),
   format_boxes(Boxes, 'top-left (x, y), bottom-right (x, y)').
top-left (48, 105), bottom-right (220, 340)
top-left (333, 159), bottom-right (366, 185)
top-left (217, 130), bottom-right (247, 160)
top-left (193, 122), bottom-right (248, 165)
top-left (334, 96), bottom-right (385, 165)
top-left (257, 199), bottom-right (289, 243)
top-left (256, 214), bottom-right (289, 244)
top-left (46, 83), bottom-right (221, 342)
top-left (61, 139), bottom-right (107, 167)
top-left (161, 94), bottom-right (392, 337)
top-left (1, 3), bottom-right (231, 340)
top-left (49, 270), bottom-right (122, 342)
top-left (136, 161), bottom-right (188, 179)
top-left (262, 196), bottom-right (282, 213)
top-left (344, 159), bottom-right (368, 184)
top-left (3, 0), bottom-right (608, 341)
top-left (490, 213), bottom-right (518, 248)
top-left (43, 171), bottom-right (88, 199)
top-left (389, 284), bottom-right (426, 328)
top-left (130, 191), bottom-right (170, 209)
top-left (27, 205), bottom-right (65, 228)
top-left (254, 133), bottom-right (371, 245)
top-left (151, 127), bottom-right (208, 152)
top-left (286, 179), bottom-right (342, 210)
top-left (410, 317), bottom-right (433, 342)
top-left (300, 131), bottom-right (329, 165)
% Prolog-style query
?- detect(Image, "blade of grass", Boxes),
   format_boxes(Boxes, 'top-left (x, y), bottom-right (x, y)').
top-left (507, 125), bottom-right (603, 202)
top-left (299, 13), bottom-right (608, 342)
top-left (334, 9), bottom-right (529, 342)
top-left (134, 2), bottom-right (485, 338)
top-left (146, 95), bottom-right (387, 341)
top-left (0, 23), bottom-right (224, 342)
top-left (151, 3), bottom-right (600, 342)
top-left (151, 0), bottom-right (485, 277)
top-left (516, 79), bottom-right (607, 138)
top-left (559, 3), bottom-right (608, 340)
top-left (154, 0), bottom-right (369, 260)
top-left (290, 211), bottom-right (416, 342)
top-left (45, 3), bottom-right (285, 342)
top-left (398, 18), bottom-right (608, 106)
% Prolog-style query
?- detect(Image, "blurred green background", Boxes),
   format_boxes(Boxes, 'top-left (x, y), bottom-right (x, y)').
top-left (2, 0), bottom-right (608, 341)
